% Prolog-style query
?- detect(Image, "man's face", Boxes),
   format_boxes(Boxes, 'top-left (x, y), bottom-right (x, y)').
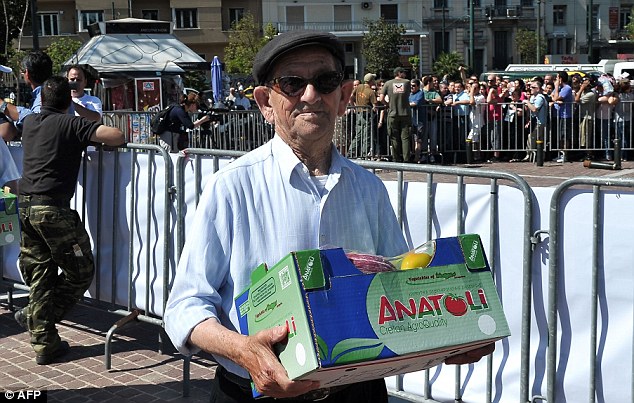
top-left (254, 46), bottom-right (353, 149)
top-left (67, 68), bottom-right (86, 97)
top-left (455, 83), bottom-right (463, 93)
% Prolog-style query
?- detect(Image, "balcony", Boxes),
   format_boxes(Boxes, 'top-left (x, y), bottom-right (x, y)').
top-left (485, 5), bottom-right (522, 19)
top-left (275, 20), bottom-right (424, 33)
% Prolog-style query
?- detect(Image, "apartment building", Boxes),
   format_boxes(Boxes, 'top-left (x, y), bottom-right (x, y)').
top-left (18, 0), bottom-right (634, 78)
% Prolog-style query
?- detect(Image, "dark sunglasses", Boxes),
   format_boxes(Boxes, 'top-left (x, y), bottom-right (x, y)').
top-left (267, 71), bottom-right (343, 97)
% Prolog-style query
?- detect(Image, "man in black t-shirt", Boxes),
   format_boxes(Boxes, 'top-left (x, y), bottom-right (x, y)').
top-left (16, 76), bottom-right (124, 365)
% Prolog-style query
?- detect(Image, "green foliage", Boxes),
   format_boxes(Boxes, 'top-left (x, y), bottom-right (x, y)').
top-left (46, 37), bottom-right (82, 75)
top-left (183, 71), bottom-right (207, 93)
top-left (515, 29), bottom-right (547, 64)
top-left (224, 13), bottom-right (277, 76)
top-left (432, 52), bottom-right (465, 81)
top-left (408, 55), bottom-right (420, 78)
top-left (627, 8), bottom-right (634, 40)
top-left (0, 0), bottom-right (30, 59)
top-left (4, 48), bottom-right (26, 77)
top-left (362, 18), bottom-right (406, 78)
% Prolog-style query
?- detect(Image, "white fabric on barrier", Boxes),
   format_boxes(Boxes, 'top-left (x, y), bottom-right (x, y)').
top-left (3, 146), bottom-right (633, 402)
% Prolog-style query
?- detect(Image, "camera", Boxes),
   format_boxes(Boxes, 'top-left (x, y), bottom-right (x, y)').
top-left (206, 111), bottom-right (224, 122)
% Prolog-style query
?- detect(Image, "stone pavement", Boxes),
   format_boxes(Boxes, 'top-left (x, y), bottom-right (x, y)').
top-left (374, 157), bottom-right (634, 188)
top-left (0, 292), bottom-right (215, 402)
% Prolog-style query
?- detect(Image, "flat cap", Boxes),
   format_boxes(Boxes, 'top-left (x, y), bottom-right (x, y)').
top-left (252, 31), bottom-right (345, 85)
top-left (364, 73), bottom-right (376, 83)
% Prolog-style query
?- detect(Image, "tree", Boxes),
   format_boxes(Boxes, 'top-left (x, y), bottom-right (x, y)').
top-left (432, 52), bottom-right (465, 81)
top-left (626, 8), bottom-right (634, 39)
top-left (515, 28), bottom-right (547, 64)
top-left (183, 71), bottom-right (207, 93)
top-left (362, 18), bottom-right (406, 78)
top-left (0, 0), bottom-right (30, 62)
top-left (46, 37), bottom-right (82, 75)
top-left (408, 55), bottom-right (420, 79)
top-left (224, 13), bottom-right (277, 77)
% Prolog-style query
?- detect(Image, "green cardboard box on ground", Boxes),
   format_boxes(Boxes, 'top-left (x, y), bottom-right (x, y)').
top-left (0, 190), bottom-right (19, 246)
top-left (235, 234), bottom-right (510, 395)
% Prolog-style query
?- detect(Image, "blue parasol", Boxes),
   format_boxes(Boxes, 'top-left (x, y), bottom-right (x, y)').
top-left (211, 56), bottom-right (224, 103)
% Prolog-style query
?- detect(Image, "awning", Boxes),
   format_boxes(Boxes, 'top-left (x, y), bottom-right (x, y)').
top-left (64, 31), bottom-right (208, 77)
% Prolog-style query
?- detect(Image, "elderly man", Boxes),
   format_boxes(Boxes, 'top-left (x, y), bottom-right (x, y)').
top-left (164, 31), bottom-right (493, 403)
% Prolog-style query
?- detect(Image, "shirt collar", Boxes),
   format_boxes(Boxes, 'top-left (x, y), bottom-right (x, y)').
top-left (271, 134), bottom-right (353, 183)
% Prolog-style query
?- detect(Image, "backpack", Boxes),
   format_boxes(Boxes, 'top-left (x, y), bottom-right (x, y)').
top-left (150, 104), bottom-right (176, 135)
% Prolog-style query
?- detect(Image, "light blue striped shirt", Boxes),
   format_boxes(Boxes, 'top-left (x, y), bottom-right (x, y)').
top-left (164, 135), bottom-right (408, 378)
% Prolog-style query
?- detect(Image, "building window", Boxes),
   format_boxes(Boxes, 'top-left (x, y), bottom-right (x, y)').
top-left (175, 9), bottom-right (198, 29)
top-left (79, 10), bottom-right (104, 31)
top-left (142, 10), bottom-right (159, 20)
top-left (553, 5), bottom-right (566, 25)
top-left (620, 6), bottom-right (632, 30)
top-left (434, 0), bottom-right (448, 9)
top-left (380, 4), bottom-right (398, 23)
top-left (520, 0), bottom-right (533, 6)
top-left (229, 8), bottom-right (244, 27)
top-left (334, 5), bottom-right (351, 31)
top-left (38, 13), bottom-right (59, 36)
top-left (286, 6), bottom-right (304, 30)
top-left (434, 31), bottom-right (450, 59)
top-left (548, 38), bottom-right (572, 54)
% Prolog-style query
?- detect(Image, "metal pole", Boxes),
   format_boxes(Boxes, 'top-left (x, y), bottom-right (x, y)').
top-left (588, 0), bottom-right (593, 62)
top-left (442, 1), bottom-right (446, 53)
top-left (536, 0), bottom-right (541, 63)
top-left (469, 0), bottom-right (474, 69)
top-left (30, 0), bottom-right (39, 50)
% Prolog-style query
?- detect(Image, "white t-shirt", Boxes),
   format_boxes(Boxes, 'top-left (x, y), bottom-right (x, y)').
top-left (0, 140), bottom-right (19, 187)
top-left (73, 93), bottom-right (103, 116)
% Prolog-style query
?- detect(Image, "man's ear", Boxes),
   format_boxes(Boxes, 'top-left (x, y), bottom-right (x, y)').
top-left (337, 80), bottom-right (354, 117)
top-left (253, 86), bottom-right (275, 124)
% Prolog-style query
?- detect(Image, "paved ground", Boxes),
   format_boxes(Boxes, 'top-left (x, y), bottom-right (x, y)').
top-left (0, 293), bottom-right (413, 403)
top-left (0, 292), bottom-right (214, 402)
top-left (373, 156), bottom-right (634, 188)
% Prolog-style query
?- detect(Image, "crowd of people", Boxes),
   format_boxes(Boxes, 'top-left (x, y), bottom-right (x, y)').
top-left (343, 68), bottom-right (634, 164)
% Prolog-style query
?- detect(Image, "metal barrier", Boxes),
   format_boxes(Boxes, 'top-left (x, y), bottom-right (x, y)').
top-left (105, 100), bottom-right (634, 165)
top-left (545, 176), bottom-right (634, 403)
top-left (173, 152), bottom-right (535, 402)
top-left (1, 143), bottom-right (175, 371)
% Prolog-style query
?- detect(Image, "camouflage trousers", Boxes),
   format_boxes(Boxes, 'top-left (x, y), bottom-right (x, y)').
top-left (19, 204), bottom-right (94, 355)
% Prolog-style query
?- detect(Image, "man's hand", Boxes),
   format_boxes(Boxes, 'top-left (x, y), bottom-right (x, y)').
top-left (242, 326), bottom-right (320, 398)
top-left (444, 343), bottom-right (495, 365)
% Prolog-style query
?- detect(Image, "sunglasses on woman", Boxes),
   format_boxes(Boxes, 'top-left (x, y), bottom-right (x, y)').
top-left (267, 71), bottom-right (343, 97)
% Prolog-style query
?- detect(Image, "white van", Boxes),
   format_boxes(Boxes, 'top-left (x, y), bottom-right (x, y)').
top-left (612, 62), bottom-right (634, 80)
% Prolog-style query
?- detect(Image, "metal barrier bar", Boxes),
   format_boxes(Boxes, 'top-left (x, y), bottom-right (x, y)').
top-left (355, 160), bottom-right (534, 403)
top-left (546, 176), bottom-right (634, 403)
top-left (104, 100), bottom-right (634, 164)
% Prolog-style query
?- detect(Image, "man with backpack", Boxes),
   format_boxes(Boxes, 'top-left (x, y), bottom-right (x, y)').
top-left (153, 93), bottom-right (209, 152)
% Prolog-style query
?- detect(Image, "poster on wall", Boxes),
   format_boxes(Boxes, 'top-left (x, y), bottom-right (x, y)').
top-left (135, 78), bottom-right (162, 111)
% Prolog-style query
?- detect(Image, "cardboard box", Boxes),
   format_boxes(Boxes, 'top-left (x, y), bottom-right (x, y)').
top-left (0, 190), bottom-right (19, 246)
top-left (236, 234), bottom-right (510, 393)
